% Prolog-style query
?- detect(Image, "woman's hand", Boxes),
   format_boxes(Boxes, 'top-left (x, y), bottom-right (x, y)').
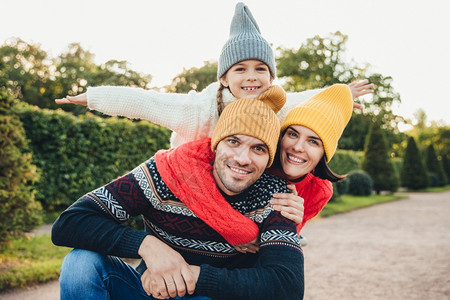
top-left (270, 184), bottom-right (304, 224)
top-left (55, 93), bottom-right (88, 106)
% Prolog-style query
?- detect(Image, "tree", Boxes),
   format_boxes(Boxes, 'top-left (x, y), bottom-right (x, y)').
top-left (0, 38), bottom-right (53, 107)
top-left (0, 88), bottom-right (42, 245)
top-left (276, 31), bottom-right (405, 154)
top-left (424, 144), bottom-right (448, 187)
top-left (0, 39), bottom-right (153, 114)
top-left (167, 61), bottom-right (218, 93)
top-left (400, 137), bottom-right (428, 190)
top-left (52, 43), bottom-right (152, 114)
top-left (361, 121), bottom-right (399, 194)
top-left (442, 153), bottom-right (450, 182)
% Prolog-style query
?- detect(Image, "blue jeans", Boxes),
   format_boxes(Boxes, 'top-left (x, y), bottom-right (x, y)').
top-left (60, 249), bottom-right (212, 300)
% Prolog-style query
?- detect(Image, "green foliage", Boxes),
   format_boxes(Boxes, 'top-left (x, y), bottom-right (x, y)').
top-left (362, 122), bottom-right (399, 194)
top-left (168, 61), bottom-right (218, 93)
top-left (442, 153), bottom-right (450, 182)
top-left (276, 32), bottom-right (406, 154)
top-left (17, 105), bottom-right (171, 210)
top-left (277, 31), bottom-right (350, 90)
top-left (401, 136), bottom-right (428, 190)
top-left (339, 114), bottom-right (372, 151)
top-left (424, 145), bottom-right (448, 187)
top-left (0, 89), bottom-right (42, 245)
top-left (0, 39), bottom-right (152, 115)
top-left (328, 150), bottom-right (361, 174)
top-left (345, 170), bottom-right (373, 196)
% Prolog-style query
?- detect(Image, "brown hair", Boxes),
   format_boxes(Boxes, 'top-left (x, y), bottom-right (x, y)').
top-left (216, 83), bottom-right (226, 116)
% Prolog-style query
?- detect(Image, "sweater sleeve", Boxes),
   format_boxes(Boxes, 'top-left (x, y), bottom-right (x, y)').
top-left (298, 175), bottom-right (333, 231)
top-left (51, 163), bottom-right (154, 258)
top-left (195, 211), bottom-right (304, 300)
top-left (86, 83), bottom-right (220, 145)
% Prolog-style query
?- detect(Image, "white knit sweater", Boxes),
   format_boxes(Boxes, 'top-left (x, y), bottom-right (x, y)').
top-left (87, 82), bottom-right (322, 148)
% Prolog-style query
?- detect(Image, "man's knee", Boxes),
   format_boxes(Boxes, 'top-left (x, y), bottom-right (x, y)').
top-left (60, 249), bottom-right (106, 286)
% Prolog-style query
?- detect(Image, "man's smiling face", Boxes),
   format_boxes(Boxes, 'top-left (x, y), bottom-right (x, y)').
top-left (213, 135), bottom-right (269, 196)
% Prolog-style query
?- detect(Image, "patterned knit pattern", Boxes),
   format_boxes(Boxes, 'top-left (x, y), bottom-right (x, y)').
top-left (86, 157), bottom-right (301, 267)
top-left (267, 168), bottom-right (333, 232)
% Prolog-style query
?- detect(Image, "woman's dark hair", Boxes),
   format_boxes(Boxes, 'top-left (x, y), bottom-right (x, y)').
top-left (276, 129), bottom-right (347, 182)
top-left (312, 155), bottom-right (346, 182)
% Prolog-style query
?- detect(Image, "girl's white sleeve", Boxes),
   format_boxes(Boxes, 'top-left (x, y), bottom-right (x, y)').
top-left (86, 83), bottom-right (221, 146)
top-left (277, 88), bottom-right (324, 123)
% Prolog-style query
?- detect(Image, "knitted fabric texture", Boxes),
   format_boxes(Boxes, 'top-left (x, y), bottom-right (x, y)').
top-left (217, 2), bottom-right (276, 79)
top-left (268, 167), bottom-right (332, 232)
top-left (210, 85), bottom-right (286, 167)
top-left (154, 138), bottom-right (259, 245)
top-left (281, 84), bottom-right (353, 162)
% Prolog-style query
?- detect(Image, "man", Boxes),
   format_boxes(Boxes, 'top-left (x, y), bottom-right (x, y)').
top-left (52, 86), bottom-right (304, 300)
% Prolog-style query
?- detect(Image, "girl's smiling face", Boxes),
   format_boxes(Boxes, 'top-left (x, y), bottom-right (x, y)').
top-left (220, 59), bottom-right (273, 99)
top-left (279, 125), bottom-right (325, 181)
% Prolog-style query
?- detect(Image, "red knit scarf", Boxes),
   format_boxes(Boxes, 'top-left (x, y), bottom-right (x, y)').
top-left (154, 138), bottom-right (259, 245)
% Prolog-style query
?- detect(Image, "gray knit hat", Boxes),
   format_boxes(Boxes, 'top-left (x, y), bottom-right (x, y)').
top-left (217, 2), bottom-right (276, 79)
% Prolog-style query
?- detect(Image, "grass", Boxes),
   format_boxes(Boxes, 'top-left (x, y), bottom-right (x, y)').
top-left (404, 184), bottom-right (450, 193)
top-left (0, 234), bottom-right (71, 291)
top-left (319, 194), bottom-right (405, 217)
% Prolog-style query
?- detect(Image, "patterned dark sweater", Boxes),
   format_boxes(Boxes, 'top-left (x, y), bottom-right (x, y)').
top-left (52, 157), bottom-right (304, 299)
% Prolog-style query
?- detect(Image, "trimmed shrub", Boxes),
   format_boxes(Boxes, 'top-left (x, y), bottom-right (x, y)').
top-left (346, 170), bottom-right (373, 196)
top-left (427, 172), bottom-right (439, 188)
top-left (400, 136), bottom-right (428, 190)
top-left (361, 121), bottom-right (399, 194)
top-left (17, 106), bottom-right (171, 211)
top-left (0, 89), bottom-right (42, 245)
top-left (424, 145), bottom-right (448, 186)
top-left (328, 150), bottom-right (360, 174)
top-left (334, 179), bottom-right (349, 196)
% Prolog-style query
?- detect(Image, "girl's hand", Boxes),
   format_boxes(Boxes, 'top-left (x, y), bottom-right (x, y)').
top-left (270, 184), bottom-right (304, 224)
top-left (55, 93), bottom-right (88, 106)
top-left (348, 79), bottom-right (374, 110)
top-left (233, 238), bottom-right (259, 254)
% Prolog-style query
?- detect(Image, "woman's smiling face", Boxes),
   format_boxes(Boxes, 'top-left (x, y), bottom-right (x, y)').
top-left (279, 125), bottom-right (325, 181)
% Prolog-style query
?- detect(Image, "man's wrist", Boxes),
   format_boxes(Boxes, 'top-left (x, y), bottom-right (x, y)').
top-left (138, 235), bottom-right (158, 258)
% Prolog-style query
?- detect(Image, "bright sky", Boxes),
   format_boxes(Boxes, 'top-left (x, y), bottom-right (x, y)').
top-left (2, 0), bottom-right (449, 127)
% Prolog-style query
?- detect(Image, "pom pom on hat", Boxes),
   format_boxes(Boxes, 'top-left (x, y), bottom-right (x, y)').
top-left (281, 84), bottom-right (353, 162)
top-left (217, 2), bottom-right (276, 79)
top-left (211, 85), bottom-right (286, 167)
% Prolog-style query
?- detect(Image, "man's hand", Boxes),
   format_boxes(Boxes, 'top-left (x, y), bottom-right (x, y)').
top-left (55, 93), bottom-right (88, 106)
top-left (270, 184), bottom-right (304, 225)
top-left (138, 235), bottom-right (196, 298)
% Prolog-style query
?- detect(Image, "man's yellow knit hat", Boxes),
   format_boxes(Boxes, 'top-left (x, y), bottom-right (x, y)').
top-left (211, 85), bottom-right (286, 167)
top-left (281, 84), bottom-right (353, 162)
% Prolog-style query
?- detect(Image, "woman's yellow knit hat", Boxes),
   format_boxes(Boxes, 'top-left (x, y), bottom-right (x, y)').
top-left (211, 85), bottom-right (286, 167)
top-left (281, 84), bottom-right (353, 162)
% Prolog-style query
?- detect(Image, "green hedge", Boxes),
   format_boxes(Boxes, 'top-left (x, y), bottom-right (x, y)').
top-left (18, 106), bottom-right (171, 211)
top-left (328, 149), bottom-right (362, 175)
top-left (1, 91), bottom-right (42, 244)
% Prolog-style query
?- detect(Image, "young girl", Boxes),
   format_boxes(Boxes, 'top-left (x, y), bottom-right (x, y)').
top-left (55, 2), bottom-right (372, 241)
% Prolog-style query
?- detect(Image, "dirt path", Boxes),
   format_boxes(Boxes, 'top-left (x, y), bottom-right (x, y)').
top-left (1, 190), bottom-right (449, 299)
top-left (301, 191), bottom-right (450, 299)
